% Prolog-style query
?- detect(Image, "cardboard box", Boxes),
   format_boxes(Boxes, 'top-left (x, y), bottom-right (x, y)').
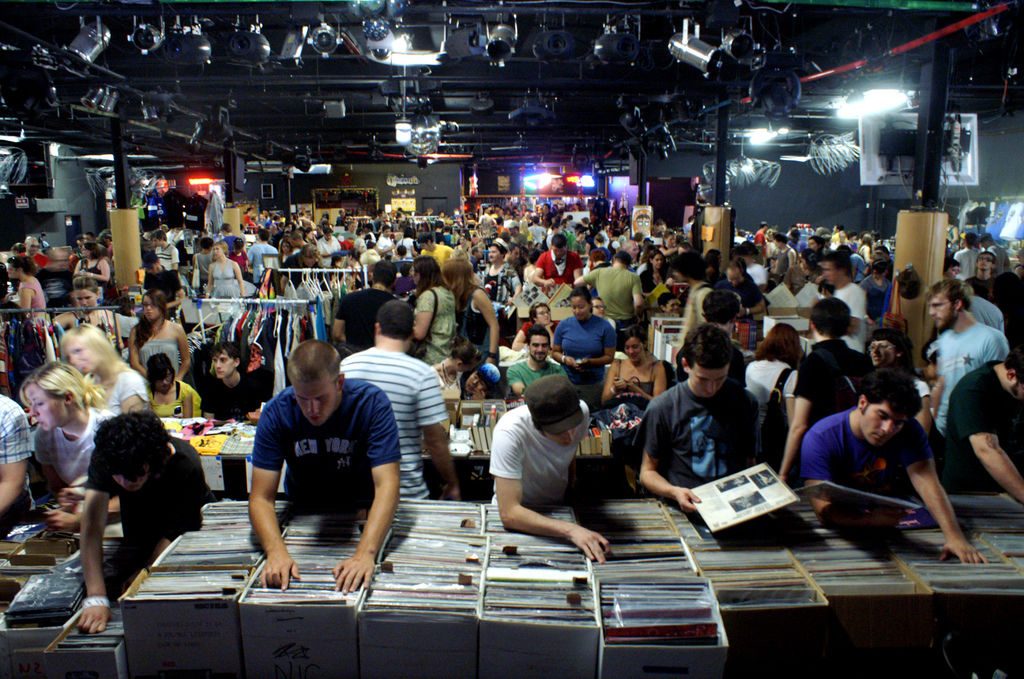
top-left (239, 576), bottom-right (363, 679)
top-left (932, 590), bottom-right (1024, 646)
top-left (598, 606), bottom-right (728, 679)
top-left (718, 589), bottom-right (829, 661)
top-left (763, 314), bottom-right (810, 335)
top-left (43, 611), bottom-right (128, 679)
top-left (358, 611), bottom-right (477, 679)
top-left (0, 616), bottom-right (65, 679)
top-left (119, 569), bottom-right (247, 678)
top-left (479, 618), bottom-right (599, 679)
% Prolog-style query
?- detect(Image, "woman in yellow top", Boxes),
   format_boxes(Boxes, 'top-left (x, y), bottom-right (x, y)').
top-left (145, 354), bottom-right (201, 418)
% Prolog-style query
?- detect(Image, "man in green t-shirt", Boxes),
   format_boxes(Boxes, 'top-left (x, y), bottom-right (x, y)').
top-left (577, 251), bottom-right (645, 325)
top-left (942, 345), bottom-right (1024, 502)
top-left (508, 326), bottom-right (565, 395)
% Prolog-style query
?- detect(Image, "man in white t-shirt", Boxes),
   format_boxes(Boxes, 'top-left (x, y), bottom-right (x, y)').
top-left (315, 226), bottom-right (342, 267)
top-left (489, 375), bottom-right (610, 562)
top-left (822, 250), bottom-right (867, 353)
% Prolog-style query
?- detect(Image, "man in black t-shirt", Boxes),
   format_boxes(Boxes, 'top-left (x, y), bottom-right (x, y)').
top-left (675, 289), bottom-right (747, 387)
top-left (77, 412), bottom-right (216, 634)
top-left (201, 342), bottom-right (266, 421)
top-left (780, 297), bottom-right (873, 481)
top-left (332, 260), bottom-right (396, 350)
top-left (141, 252), bottom-right (183, 309)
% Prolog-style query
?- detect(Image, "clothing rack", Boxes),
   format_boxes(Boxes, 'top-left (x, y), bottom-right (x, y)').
top-left (0, 305), bottom-right (121, 314)
top-left (195, 298), bottom-right (313, 306)
top-left (277, 267), bottom-right (367, 276)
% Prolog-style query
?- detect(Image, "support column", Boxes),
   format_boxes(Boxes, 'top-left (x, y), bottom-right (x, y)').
top-left (110, 116), bottom-right (130, 210)
top-left (223, 207), bottom-right (242, 236)
top-left (913, 37), bottom-right (950, 208)
top-left (634, 150), bottom-right (648, 205)
top-left (713, 97), bottom-right (730, 208)
top-left (702, 205), bottom-right (733, 260)
top-left (223, 147), bottom-right (236, 204)
top-left (109, 208), bottom-right (140, 292)
top-left (894, 209), bottom-right (947, 364)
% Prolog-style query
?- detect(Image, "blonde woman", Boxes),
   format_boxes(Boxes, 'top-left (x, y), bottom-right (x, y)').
top-left (20, 363), bottom-right (113, 531)
top-left (208, 241), bottom-right (245, 298)
top-left (61, 324), bottom-right (149, 414)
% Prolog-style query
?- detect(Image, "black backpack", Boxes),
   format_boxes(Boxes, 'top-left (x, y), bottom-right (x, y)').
top-left (760, 367), bottom-right (793, 472)
top-left (819, 348), bottom-right (862, 414)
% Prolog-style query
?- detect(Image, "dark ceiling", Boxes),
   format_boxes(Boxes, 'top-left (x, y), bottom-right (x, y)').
top-left (0, 0), bottom-right (1019, 168)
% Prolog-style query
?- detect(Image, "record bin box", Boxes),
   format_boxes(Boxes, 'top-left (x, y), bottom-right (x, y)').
top-left (43, 610), bottom-right (128, 679)
top-left (808, 559), bottom-right (935, 649)
top-left (358, 609), bottom-right (479, 679)
top-left (119, 567), bottom-right (249, 678)
top-left (478, 576), bottom-right (599, 679)
top-left (0, 614), bottom-right (65, 679)
top-left (597, 593), bottom-right (729, 679)
top-left (238, 563), bottom-right (364, 679)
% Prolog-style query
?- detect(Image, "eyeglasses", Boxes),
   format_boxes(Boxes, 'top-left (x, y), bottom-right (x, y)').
top-left (869, 341), bottom-right (895, 352)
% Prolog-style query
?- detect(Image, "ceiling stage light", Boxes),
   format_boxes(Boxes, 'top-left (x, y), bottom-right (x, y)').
top-left (308, 23), bottom-right (339, 56)
top-left (593, 30), bottom-right (639, 65)
top-left (164, 29), bottom-right (212, 65)
top-left (668, 32), bottom-right (736, 80)
top-left (486, 24), bottom-right (516, 65)
top-left (130, 22), bottom-right (164, 55)
top-left (68, 18), bottom-right (111, 64)
top-left (533, 30), bottom-right (574, 60)
top-left (228, 29), bottom-right (271, 64)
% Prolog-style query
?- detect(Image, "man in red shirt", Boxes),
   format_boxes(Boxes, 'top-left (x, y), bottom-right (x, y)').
top-left (531, 233), bottom-right (583, 291)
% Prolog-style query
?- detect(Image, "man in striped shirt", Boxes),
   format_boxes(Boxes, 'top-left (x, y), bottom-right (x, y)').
top-left (0, 394), bottom-right (32, 537)
top-left (341, 300), bottom-right (461, 500)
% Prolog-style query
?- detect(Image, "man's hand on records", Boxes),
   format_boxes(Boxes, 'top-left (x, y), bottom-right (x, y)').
top-left (941, 538), bottom-right (988, 565)
top-left (334, 552), bottom-right (374, 594)
top-left (263, 549), bottom-right (301, 591)
top-left (568, 525), bottom-right (611, 564)
top-left (673, 487), bottom-right (701, 512)
top-left (78, 598), bottom-right (111, 634)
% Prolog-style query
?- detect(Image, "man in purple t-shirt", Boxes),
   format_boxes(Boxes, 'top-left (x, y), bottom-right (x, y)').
top-left (800, 369), bottom-right (984, 564)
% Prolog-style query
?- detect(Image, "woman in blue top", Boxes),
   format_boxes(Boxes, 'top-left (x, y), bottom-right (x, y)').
top-left (551, 286), bottom-right (616, 411)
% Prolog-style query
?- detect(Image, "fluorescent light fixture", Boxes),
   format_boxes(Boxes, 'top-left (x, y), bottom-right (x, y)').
top-left (395, 120), bottom-right (412, 145)
top-left (780, 155), bottom-right (809, 162)
top-left (292, 163), bottom-right (332, 175)
top-left (836, 89), bottom-right (911, 119)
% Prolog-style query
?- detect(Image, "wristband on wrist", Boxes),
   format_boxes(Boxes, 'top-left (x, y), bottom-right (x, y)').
top-left (83, 596), bottom-right (110, 609)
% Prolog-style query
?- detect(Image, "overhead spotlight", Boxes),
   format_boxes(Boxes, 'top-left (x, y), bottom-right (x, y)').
top-left (750, 52), bottom-right (805, 119)
top-left (408, 113), bottom-right (441, 155)
top-left (0, 67), bottom-right (57, 120)
top-left (308, 23), bottom-right (339, 56)
top-left (363, 17), bottom-right (394, 53)
top-left (469, 92), bottom-right (494, 114)
top-left (129, 22), bottom-right (165, 55)
top-left (668, 29), bottom-right (736, 80)
top-left (722, 28), bottom-right (755, 61)
top-left (68, 18), bottom-right (110, 64)
top-left (189, 119), bottom-right (205, 151)
top-left (80, 86), bottom-right (104, 110)
top-left (593, 30), bottom-right (640, 65)
top-left (618, 107), bottom-right (645, 137)
top-left (533, 30), bottom-right (575, 60)
top-left (140, 100), bottom-right (160, 122)
top-left (293, 146), bottom-right (313, 173)
top-left (385, 0), bottom-right (408, 20)
top-left (228, 27), bottom-right (271, 64)
top-left (442, 23), bottom-right (485, 58)
top-left (164, 28), bottom-right (212, 65)
top-left (486, 24), bottom-right (516, 65)
top-left (97, 87), bottom-right (120, 113)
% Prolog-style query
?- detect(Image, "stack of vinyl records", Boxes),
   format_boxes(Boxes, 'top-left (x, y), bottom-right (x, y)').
top-left (484, 505), bottom-right (575, 535)
top-left (691, 548), bottom-right (822, 608)
top-left (791, 542), bottom-right (917, 595)
top-left (4, 572), bottom-right (83, 627)
top-left (600, 579), bottom-right (720, 645)
top-left (155, 501), bottom-right (290, 568)
top-left (980, 533), bottom-right (1024, 570)
top-left (362, 533), bottom-right (485, 615)
top-left (391, 500), bottom-right (484, 537)
top-left (53, 609), bottom-right (124, 650)
top-left (126, 569), bottom-right (250, 600)
top-left (891, 530), bottom-right (1024, 592)
top-left (483, 531), bottom-right (595, 626)
top-left (243, 515), bottom-right (364, 605)
top-left (576, 500), bottom-right (691, 582)
top-left (947, 494), bottom-right (1024, 532)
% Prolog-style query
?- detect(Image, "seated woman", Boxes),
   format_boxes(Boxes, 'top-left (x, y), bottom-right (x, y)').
top-left (601, 327), bottom-right (667, 407)
top-left (128, 289), bottom-right (191, 382)
top-left (433, 336), bottom-right (480, 403)
top-left (62, 324), bottom-right (149, 415)
top-left (20, 363), bottom-right (115, 531)
top-left (146, 354), bottom-right (201, 418)
top-left (511, 302), bottom-right (557, 351)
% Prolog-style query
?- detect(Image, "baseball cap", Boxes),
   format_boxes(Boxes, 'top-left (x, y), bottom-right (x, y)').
top-left (477, 362), bottom-right (501, 386)
top-left (524, 375), bottom-right (584, 435)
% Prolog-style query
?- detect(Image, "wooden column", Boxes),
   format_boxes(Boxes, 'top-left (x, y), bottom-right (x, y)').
top-left (108, 208), bottom-right (141, 290)
top-left (893, 209), bottom-right (947, 363)
top-left (223, 207), bottom-right (242, 236)
top-left (702, 205), bottom-right (733, 259)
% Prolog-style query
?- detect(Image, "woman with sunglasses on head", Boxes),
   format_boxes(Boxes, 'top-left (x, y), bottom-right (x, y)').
top-left (868, 327), bottom-right (932, 433)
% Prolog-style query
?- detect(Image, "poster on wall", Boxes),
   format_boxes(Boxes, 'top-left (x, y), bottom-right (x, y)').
top-left (631, 206), bottom-right (652, 236)
top-left (391, 198), bottom-right (416, 212)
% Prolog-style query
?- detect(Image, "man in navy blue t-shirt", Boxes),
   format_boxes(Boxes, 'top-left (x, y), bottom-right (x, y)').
top-left (800, 369), bottom-right (983, 564)
top-left (250, 340), bottom-right (400, 593)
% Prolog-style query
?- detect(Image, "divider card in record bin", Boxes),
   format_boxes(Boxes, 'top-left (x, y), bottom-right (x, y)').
top-left (598, 579), bottom-right (728, 679)
top-left (120, 568), bottom-right (250, 678)
top-left (357, 533), bottom-right (485, 679)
